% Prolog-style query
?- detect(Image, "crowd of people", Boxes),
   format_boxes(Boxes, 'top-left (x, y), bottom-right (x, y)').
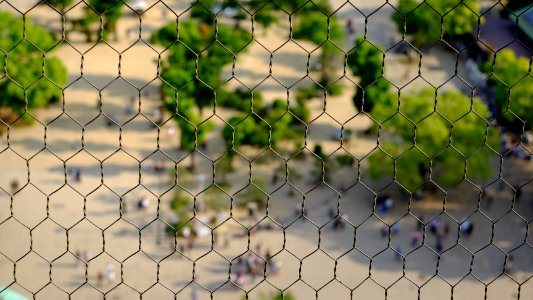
top-left (230, 246), bottom-right (281, 288)
top-left (382, 215), bottom-right (478, 261)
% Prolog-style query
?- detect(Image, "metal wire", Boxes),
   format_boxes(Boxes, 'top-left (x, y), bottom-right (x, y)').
top-left (0, 0), bottom-right (532, 299)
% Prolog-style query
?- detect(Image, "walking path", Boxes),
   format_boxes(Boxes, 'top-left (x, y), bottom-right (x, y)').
top-left (0, 1), bottom-right (532, 299)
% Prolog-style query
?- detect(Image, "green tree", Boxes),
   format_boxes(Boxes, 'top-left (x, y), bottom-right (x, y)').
top-left (0, 12), bottom-right (67, 123)
top-left (347, 37), bottom-right (392, 112)
top-left (480, 49), bottom-right (533, 129)
top-left (46, 0), bottom-right (73, 11)
top-left (154, 20), bottom-right (252, 113)
top-left (153, 20), bottom-right (252, 164)
top-left (190, 0), bottom-right (216, 24)
top-left (392, 0), bottom-right (481, 46)
top-left (369, 88), bottom-right (498, 190)
top-left (168, 186), bottom-right (193, 237)
top-left (223, 0), bottom-right (332, 28)
top-left (86, 0), bottom-right (125, 40)
top-left (222, 100), bottom-right (304, 152)
top-left (293, 10), bottom-right (344, 95)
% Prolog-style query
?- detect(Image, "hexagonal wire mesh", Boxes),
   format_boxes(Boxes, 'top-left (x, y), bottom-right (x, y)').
top-left (0, 0), bottom-right (532, 299)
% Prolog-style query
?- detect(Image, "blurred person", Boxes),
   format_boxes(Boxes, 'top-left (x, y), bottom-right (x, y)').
top-left (10, 179), bottom-right (19, 194)
top-left (346, 19), bottom-right (355, 35)
top-left (236, 271), bottom-right (245, 286)
top-left (391, 223), bottom-right (400, 235)
top-left (178, 242), bottom-right (185, 255)
top-left (271, 169), bottom-right (279, 185)
top-left (394, 245), bottom-right (403, 262)
top-left (97, 271), bottom-right (104, 287)
top-left (106, 113), bottom-right (118, 127)
top-left (191, 286), bottom-right (198, 300)
top-left (106, 263), bottom-right (115, 284)
top-left (69, 168), bottom-right (81, 182)
top-left (187, 235), bottom-right (195, 250)
top-left (137, 196), bottom-right (150, 209)
top-left (107, 268), bottom-right (116, 284)
top-left (429, 219), bottom-right (439, 236)
top-left (125, 96), bottom-right (134, 115)
top-left (435, 236), bottom-right (443, 254)
top-left (380, 226), bottom-right (388, 238)
top-left (328, 207), bottom-right (335, 219)
top-left (460, 218), bottom-right (474, 237)
top-left (410, 230), bottom-right (421, 247)
top-left (166, 125), bottom-right (176, 138)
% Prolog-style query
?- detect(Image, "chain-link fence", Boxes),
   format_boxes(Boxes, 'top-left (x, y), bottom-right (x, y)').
top-left (0, 0), bottom-right (532, 299)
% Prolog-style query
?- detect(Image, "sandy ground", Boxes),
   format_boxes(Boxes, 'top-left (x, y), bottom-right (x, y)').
top-left (0, 0), bottom-right (532, 299)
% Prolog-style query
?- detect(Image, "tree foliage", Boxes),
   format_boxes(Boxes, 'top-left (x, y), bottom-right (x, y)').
top-left (347, 37), bottom-right (392, 112)
top-left (392, 0), bottom-right (480, 46)
top-left (369, 88), bottom-right (498, 190)
top-left (222, 99), bottom-right (304, 152)
top-left (220, 0), bottom-right (332, 28)
top-left (480, 49), bottom-right (533, 129)
top-left (191, 0), bottom-right (216, 24)
top-left (154, 20), bottom-right (252, 111)
top-left (292, 6), bottom-right (344, 94)
top-left (153, 20), bottom-right (252, 151)
top-left (292, 11), bottom-right (342, 46)
top-left (77, 0), bottom-right (125, 41)
top-left (46, 0), bottom-right (73, 11)
top-left (0, 12), bottom-right (67, 122)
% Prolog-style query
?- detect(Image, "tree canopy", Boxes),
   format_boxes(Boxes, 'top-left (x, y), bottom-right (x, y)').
top-left (222, 99), bottom-right (305, 152)
top-left (191, 0), bottom-right (217, 24)
top-left (347, 37), bottom-right (392, 112)
top-left (153, 19), bottom-right (252, 151)
top-left (0, 12), bottom-right (67, 122)
top-left (392, 0), bottom-right (481, 46)
top-left (46, 0), bottom-right (73, 11)
top-left (292, 4), bottom-right (344, 95)
top-left (292, 11), bottom-right (343, 46)
top-left (369, 88), bottom-right (498, 190)
top-left (480, 49), bottom-right (533, 129)
top-left (154, 20), bottom-right (252, 112)
top-left (81, 0), bottom-right (125, 40)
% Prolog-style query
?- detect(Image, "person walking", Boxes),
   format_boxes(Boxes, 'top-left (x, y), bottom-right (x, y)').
top-left (429, 219), bottom-right (439, 236)
top-left (410, 230), bottom-right (421, 247)
top-left (394, 245), bottom-right (403, 262)
top-left (191, 286), bottom-right (198, 300)
top-left (10, 179), bottom-right (19, 194)
top-left (106, 263), bottom-right (116, 284)
top-left (435, 236), bottom-right (443, 254)
top-left (97, 271), bottom-right (104, 287)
